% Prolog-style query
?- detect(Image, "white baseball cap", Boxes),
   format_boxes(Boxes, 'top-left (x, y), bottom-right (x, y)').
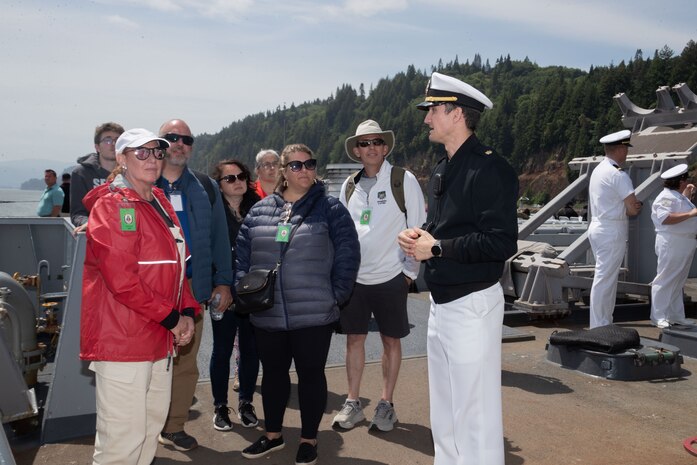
top-left (115, 128), bottom-right (170, 154)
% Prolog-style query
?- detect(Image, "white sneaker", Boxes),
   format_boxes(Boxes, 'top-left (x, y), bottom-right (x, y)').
top-left (332, 400), bottom-right (365, 429)
top-left (655, 319), bottom-right (670, 329)
top-left (369, 400), bottom-right (397, 432)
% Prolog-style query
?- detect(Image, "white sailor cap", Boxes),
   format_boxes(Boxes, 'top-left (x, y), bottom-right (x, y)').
top-left (599, 129), bottom-right (633, 147)
top-left (417, 72), bottom-right (493, 112)
top-left (660, 163), bottom-right (689, 180)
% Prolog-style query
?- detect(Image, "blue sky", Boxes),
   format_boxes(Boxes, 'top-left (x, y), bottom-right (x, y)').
top-left (1, 0), bottom-right (695, 165)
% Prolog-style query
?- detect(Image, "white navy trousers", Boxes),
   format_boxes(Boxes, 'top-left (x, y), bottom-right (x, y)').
top-left (588, 218), bottom-right (628, 328)
top-left (428, 283), bottom-right (504, 465)
top-left (651, 231), bottom-right (697, 323)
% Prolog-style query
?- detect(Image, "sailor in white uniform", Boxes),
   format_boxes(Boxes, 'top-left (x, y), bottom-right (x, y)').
top-left (650, 163), bottom-right (697, 328)
top-left (588, 129), bottom-right (642, 328)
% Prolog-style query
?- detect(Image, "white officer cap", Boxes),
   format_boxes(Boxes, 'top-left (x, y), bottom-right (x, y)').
top-left (660, 163), bottom-right (689, 180)
top-left (599, 129), bottom-right (633, 147)
top-left (417, 72), bottom-right (493, 112)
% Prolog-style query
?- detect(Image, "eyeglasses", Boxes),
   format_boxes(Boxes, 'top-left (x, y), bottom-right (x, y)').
top-left (163, 133), bottom-right (195, 146)
top-left (285, 159), bottom-right (317, 172)
top-left (221, 173), bottom-right (248, 183)
top-left (124, 147), bottom-right (165, 160)
top-left (356, 138), bottom-right (385, 148)
top-left (99, 137), bottom-right (116, 145)
top-left (259, 162), bottom-right (279, 170)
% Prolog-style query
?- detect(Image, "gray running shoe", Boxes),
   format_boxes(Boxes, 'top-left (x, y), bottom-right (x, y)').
top-left (370, 400), bottom-right (397, 432)
top-left (332, 400), bottom-right (365, 429)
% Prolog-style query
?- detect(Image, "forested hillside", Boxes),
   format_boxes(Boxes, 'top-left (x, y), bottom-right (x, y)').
top-left (190, 40), bottom-right (697, 202)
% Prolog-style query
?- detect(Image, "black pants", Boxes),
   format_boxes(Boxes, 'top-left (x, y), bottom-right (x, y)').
top-left (254, 324), bottom-right (334, 439)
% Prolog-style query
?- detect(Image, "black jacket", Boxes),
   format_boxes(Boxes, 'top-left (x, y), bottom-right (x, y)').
top-left (424, 134), bottom-right (518, 304)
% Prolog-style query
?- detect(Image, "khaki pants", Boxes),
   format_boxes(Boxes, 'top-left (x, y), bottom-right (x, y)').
top-left (162, 310), bottom-right (204, 433)
top-left (91, 358), bottom-right (171, 465)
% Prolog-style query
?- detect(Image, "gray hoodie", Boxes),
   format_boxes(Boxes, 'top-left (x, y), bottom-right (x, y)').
top-left (70, 153), bottom-right (111, 226)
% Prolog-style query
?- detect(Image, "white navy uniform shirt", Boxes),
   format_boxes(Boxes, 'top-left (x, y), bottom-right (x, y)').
top-left (651, 188), bottom-right (697, 235)
top-left (589, 158), bottom-right (635, 221)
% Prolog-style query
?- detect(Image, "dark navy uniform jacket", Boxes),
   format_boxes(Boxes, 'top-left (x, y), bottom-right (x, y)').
top-left (424, 134), bottom-right (518, 304)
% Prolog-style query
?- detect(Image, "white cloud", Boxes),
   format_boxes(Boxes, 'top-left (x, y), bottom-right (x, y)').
top-left (425, 0), bottom-right (693, 51)
top-left (98, 0), bottom-right (255, 20)
top-left (106, 15), bottom-right (139, 28)
top-left (342, 0), bottom-right (409, 17)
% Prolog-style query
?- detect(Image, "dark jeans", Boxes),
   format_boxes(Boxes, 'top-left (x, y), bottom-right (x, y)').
top-left (254, 324), bottom-right (334, 440)
top-left (209, 309), bottom-right (259, 406)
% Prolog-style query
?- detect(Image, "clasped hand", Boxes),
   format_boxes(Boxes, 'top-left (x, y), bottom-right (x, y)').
top-left (171, 315), bottom-right (195, 346)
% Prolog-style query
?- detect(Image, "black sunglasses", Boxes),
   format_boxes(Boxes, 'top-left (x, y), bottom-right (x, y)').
top-left (221, 173), bottom-right (248, 183)
top-left (163, 133), bottom-right (195, 146)
top-left (124, 147), bottom-right (165, 160)
top-left (356, 138), bottom-right (385, 148)
top-left (285, 159), bottom-right (317, 172)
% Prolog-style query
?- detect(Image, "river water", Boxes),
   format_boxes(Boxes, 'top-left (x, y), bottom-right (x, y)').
top-left (0, 188), bottom-right (43, 216)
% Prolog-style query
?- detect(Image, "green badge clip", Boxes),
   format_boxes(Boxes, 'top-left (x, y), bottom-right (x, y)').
top-left (276, 223), bottom-right (291, 242)
top-left (120, 208), bottom-right (136, 231)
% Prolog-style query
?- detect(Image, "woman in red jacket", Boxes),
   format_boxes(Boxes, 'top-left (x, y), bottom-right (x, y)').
top-left (80, 128), bottom-right (199, 465)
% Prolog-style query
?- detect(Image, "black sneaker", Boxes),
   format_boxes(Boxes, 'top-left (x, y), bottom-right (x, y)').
top-left (213, 405), bottom-right (234, 431)
top-left (241, 435), bottom-right (285, 459)
top-left (158, 431), bottom-right (198, 451)
top-left (295, 442), bottom-right (318, 465)
top-left (238, 401), bottom-right (259, 428)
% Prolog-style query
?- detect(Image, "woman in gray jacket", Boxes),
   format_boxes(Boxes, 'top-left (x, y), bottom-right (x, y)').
top-left (236, 143), bottom-right (359, 465)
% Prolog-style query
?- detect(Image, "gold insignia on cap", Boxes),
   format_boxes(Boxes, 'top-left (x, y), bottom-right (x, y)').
top-left (485, 150), bottom-right (493, 155)
top-left (425, 96), bottom-right (458, 103)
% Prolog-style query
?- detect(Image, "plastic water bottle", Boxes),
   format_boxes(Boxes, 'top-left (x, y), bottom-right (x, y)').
top-left (210, 293), bottom-right (224, 321)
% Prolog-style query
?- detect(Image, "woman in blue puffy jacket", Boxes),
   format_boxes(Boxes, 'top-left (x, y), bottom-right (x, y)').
top-left (236, 143), bottom-right (359, 465)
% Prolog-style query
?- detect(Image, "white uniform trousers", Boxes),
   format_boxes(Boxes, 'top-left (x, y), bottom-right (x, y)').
top-left (588, 219), bottom-right (628, 328)
top-left (428, 283), bottom-right (504, 465)
top-left (651, 232), bottom-right (697, 323)
top-left (91, 357), bottom-right (172, 465)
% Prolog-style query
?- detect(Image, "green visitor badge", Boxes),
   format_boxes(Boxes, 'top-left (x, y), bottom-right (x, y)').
top-left (120, 208), bottom-right (136, 231)
top-left (360, 208), bottom-right (372, 225)
top-left (276, 223), bottom-right (291, 242)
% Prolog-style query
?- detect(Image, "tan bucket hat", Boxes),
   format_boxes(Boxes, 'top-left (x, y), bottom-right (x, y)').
top-left (344, 120), bottom-right (395, 163)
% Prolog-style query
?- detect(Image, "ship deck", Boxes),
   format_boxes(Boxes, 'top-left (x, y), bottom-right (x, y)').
top-left (8, 291), bottom-right (697, 465)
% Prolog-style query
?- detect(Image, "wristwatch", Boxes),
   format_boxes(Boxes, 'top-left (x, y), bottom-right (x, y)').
top-left (431, 240), bottom-right (442, 258)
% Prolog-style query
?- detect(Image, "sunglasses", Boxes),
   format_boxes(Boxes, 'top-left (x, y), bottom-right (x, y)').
top-left (285, 159), bottom-right (317, 172)
top-left (99, 136), bottom-right (116, 145)
top-left (221, 173), bottom-right (248, 183)
top-left (356, 138), bottom-right (385, 148)
top-left (163, 133), bottom-right (195, 146)
top-left (259, 162), bottom-right (279, 170)
top-left (124, 147), bottom-right (165, 160)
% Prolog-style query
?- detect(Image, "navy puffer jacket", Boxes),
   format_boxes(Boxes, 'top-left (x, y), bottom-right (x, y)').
top-left (235, 182), bottom-right (360, 331)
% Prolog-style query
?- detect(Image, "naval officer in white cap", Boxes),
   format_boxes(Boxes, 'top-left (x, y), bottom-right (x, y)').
top-left (588, 129), bottom-right (642, 328)
top-left (650, 163), bottom-right (697, 328)
top-left (398, 72), bottom-right (518, 465)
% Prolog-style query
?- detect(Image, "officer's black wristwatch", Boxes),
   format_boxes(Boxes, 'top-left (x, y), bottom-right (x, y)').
top-left (431, 240), bottom-right (442, 258)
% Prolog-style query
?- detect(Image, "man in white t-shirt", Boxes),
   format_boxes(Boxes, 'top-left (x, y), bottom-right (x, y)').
top-left (333, 120), bottom-right (426, 432)
top-left (588, 129), bottom-right (643, 328)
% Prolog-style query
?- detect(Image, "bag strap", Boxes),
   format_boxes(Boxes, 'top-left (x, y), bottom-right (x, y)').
top-left (192, 169), bottom-right (216, 206)
top-left (276, 194), bottom-right (320, 267)
top-left (345, 167), bottom-right (407, 219)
